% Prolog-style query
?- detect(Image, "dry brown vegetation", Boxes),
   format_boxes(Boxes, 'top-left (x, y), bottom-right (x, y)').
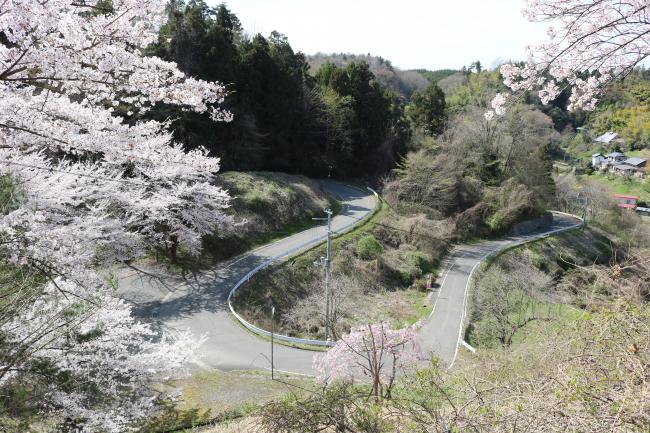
top-left (231, 202), bottom-right (454, 340)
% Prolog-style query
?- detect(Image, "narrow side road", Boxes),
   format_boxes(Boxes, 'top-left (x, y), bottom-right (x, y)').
top-left (418, 213), bottom-right (582, 368)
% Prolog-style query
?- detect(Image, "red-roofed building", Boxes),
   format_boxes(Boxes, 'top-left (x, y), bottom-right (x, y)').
top-left (613, 194), bottom-right (639, 209)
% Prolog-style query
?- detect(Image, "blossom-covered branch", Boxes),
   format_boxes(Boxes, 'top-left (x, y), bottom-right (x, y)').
top-left (314, 322), bottom-right (422, 398)
top-left (490, 0), bottom-right (650, 116)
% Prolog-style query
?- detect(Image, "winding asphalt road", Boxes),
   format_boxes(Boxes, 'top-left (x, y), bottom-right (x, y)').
top-left (116, 182), bottom-right (376, 375)
top-left (419, 213), bottom-right (581, 368)
top-left (116, 182), bottom-right (582, 375)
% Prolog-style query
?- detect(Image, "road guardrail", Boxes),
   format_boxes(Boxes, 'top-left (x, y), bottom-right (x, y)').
top-left (451, 210), bottom-right (585, 368)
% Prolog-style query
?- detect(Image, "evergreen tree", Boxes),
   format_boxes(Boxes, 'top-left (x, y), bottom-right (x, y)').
top-left (408, 83), bottom-right (447, 136)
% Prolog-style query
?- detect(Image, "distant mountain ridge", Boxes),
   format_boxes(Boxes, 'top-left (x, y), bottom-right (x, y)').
top-left (307, 53), bottom-right (456, 100)
top-left (409, 69), bottom-right (460, 84)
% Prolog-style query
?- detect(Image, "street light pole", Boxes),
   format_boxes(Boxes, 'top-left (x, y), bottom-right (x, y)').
top-left (325, 208), bottom-right (332, 341)
top-left (313, 208), bottom-right (333, 341)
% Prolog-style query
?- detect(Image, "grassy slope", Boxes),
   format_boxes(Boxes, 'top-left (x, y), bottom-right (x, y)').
top-left (230, 198), bottom-right (389, 337)
top-left (582, 172), bottom-right (650, 203)
top-left (195, 172), bottom-right (340, 266)
top-left (147, 370), bottom-right (316, 433)
top-left (231, 199), bottom-right (444, 339)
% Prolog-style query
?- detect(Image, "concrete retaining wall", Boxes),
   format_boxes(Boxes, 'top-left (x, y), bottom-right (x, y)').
top-left (509, 212), bottom-right (554, 236)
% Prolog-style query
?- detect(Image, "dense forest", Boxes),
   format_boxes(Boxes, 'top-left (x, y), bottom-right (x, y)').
top-left (146, 0), bottom-right (572, 194)
top-left (147, 1), bottom-right (414, 178)
top-left (307, 53), bottom-right (430, 99)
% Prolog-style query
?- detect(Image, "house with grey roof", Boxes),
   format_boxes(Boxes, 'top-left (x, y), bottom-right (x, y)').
top-left (595, 131), bottom-right (626, 146)
top-left (591, 149), bottom-right (648, 178)
top-left (624, 157), bottom-right (647, 169)
top-left (612, 164), bottom-right (637, 176)
top-left (605, 151), bottom-right (626, 163)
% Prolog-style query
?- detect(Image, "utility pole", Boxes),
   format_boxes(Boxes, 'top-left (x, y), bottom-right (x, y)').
top-left (575, 192), bottom-right (589, 226)
top-left (313, 208), bottom-right (333, 341)
top-left (270, 304), bottom-right (275, 380)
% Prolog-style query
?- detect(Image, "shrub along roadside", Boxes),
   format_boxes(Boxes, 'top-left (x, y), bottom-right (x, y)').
top-left (356, 235), bottom-right (384, 260)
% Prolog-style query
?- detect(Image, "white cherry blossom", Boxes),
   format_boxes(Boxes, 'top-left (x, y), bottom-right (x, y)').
top-left (0, 1), bottom-right (232, 430)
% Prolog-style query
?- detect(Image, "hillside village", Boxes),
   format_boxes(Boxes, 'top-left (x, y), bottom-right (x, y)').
top-left (591, 132), bottom-right (648, 178)
top-left (576, 131), bottom-right (650, 213)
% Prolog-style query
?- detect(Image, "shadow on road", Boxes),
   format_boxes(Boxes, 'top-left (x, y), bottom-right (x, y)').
top-left (121, 253), bottom-right (268, 321)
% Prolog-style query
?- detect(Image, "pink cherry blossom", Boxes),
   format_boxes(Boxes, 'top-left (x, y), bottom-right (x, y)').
top-left (495, 1), bottom-right (650, 113)
top-left (314, 322), bottom-right (422, 398)
top-left (491, 93), bottom-right (509, 116)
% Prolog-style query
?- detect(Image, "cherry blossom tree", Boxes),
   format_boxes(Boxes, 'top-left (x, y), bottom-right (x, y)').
top-left (0, 0), bottom-right (233, 430)
top-left (314, 322), bottom-right (422, 398)
top-left (490, 1), bottom-right (650, 116)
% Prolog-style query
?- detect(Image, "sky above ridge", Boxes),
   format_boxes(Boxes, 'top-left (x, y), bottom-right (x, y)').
top-left (210, 0), bottom-right (549, 71)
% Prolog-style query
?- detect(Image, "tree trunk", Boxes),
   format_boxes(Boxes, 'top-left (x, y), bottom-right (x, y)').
top-left (170, 235), bottom-right (178, 263)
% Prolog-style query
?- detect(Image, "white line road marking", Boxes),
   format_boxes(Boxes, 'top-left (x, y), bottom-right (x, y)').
top-left (428, 259), bottom-right (455, 319)
top-left (448, 260), bottom-right (481, 370)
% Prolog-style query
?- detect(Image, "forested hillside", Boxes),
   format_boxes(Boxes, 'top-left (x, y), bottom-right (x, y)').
top-left (144, 1), bottom-right (562, 259)
top-left (146, 2), bottom-right (410, 178)
top-left (412, 68), bottom-right (460, 84)
top-left (585, 69), bottom-right (650, 149)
